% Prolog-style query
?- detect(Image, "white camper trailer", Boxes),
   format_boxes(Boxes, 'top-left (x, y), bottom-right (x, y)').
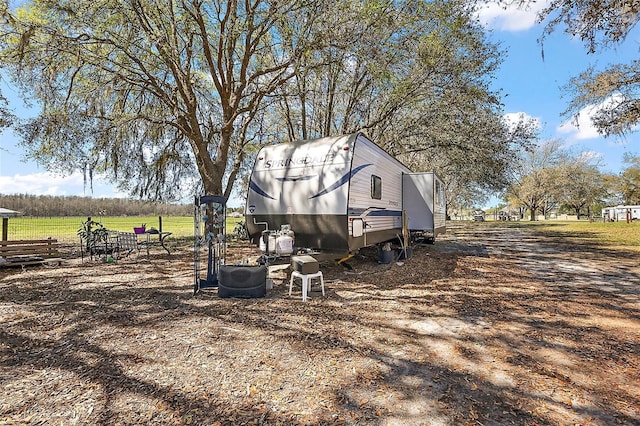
top-left (245, 133), bottom-right (445, 255)
top-left (603, 205), bottom-right (640, 221)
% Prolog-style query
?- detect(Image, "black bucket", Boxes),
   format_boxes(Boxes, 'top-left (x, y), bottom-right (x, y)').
top-left (379, 249), bottom-right (394, 264)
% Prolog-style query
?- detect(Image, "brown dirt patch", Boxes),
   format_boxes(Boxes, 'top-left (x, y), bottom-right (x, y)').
top-left (1, 223), bottom-right (638, 425)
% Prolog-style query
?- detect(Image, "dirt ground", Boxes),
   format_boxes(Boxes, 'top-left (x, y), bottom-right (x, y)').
top-left (1, 223), bottom-right (639, 426)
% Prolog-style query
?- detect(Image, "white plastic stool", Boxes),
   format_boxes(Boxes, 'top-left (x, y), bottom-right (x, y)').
top-left (289, 270), bottom-right (324, 301)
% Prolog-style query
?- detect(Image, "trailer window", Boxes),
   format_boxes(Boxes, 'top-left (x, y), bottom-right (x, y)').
top-left (371, 175), bottom-right (382, 199)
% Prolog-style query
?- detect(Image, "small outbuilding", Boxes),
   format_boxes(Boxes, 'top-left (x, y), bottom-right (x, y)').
top-left (0, 208), bottom-right (21, 241)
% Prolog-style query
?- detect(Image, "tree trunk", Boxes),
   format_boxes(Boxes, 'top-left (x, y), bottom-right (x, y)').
top-left (530, 208), bottom-right (536, 221)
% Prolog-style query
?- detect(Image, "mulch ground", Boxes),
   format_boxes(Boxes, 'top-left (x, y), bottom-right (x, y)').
top-left (1, 223), bottom-right (638, 426)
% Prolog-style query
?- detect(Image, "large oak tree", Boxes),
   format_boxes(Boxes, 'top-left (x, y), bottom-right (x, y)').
top-left (1, 0), bottom-right (325, 200)
top-left (1, 0), bottom-right (532, 206)
top-left (270, 0), bottom-right (537, 208)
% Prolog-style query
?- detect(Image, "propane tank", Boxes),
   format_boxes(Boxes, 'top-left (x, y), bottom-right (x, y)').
top-left (267, 232), bottom-right (277, 254)
top-left (276, 233), bottom-right (294, 256)
top-left (282, 224), bottom-right (295, 241)
top-left (275, 224), bottom-right (294, 255)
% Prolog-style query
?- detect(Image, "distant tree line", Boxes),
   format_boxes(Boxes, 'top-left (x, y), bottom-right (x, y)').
top-left (501, 142), bottom-right (640, 221)
top-left (0, 194), bottom-right (191, 217)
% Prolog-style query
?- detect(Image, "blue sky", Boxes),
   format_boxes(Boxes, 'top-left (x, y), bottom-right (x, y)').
top-left (0, 3), bottom-right (638, 208)
top-left (479, 3), bottom-right (639, 174)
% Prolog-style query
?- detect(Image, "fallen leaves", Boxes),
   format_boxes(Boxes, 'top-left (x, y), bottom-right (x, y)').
top-left (0, 231), bottom-right (639, 425)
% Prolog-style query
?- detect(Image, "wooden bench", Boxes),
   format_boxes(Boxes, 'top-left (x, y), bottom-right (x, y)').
top-left (0, 239), bottom-right (63, 267)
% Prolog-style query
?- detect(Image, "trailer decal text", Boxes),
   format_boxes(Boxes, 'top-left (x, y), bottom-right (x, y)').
top-left (264, 152), bottom-right (336, 169)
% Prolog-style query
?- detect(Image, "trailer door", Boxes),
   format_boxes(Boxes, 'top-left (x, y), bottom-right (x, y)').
top-left (402, 173), bottom-right (435, 231)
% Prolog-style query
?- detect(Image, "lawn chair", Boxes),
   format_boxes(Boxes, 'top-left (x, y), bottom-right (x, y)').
top-left (114, 232), bottom-right (140, 260)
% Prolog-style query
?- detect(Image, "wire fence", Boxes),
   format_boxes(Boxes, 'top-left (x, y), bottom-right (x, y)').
top-left (2, 215), bottom-right (246, 260)
top-left (3, 215), bottom-right (198, 244)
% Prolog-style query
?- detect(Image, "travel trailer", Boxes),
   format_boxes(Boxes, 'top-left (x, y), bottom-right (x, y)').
top-left (603, 205), bottom-right (640, 221)
top-left (245, 133), bottom-right (446, 256)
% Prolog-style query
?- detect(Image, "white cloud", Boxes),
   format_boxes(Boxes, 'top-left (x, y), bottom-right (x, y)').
top-left (0, 172), bottom-right (82, 195)
top-left (557, 94), bottom-right (626, 140)
top-left (557, 114), bottom-right (600, 140)
top-left (503, 111), bottom-right (542, 131)
top-left (476, 1), bottom-right (549, 32)
top-left (0, 171), bottom-right (126, 198)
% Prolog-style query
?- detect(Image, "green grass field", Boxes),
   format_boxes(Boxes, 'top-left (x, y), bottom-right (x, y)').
top-left (7, 215), bottom-right (640, 250)
top-left (483, 219), bottom-right (640, 250)
top-left (6, 215), bottom-right (244, 242)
